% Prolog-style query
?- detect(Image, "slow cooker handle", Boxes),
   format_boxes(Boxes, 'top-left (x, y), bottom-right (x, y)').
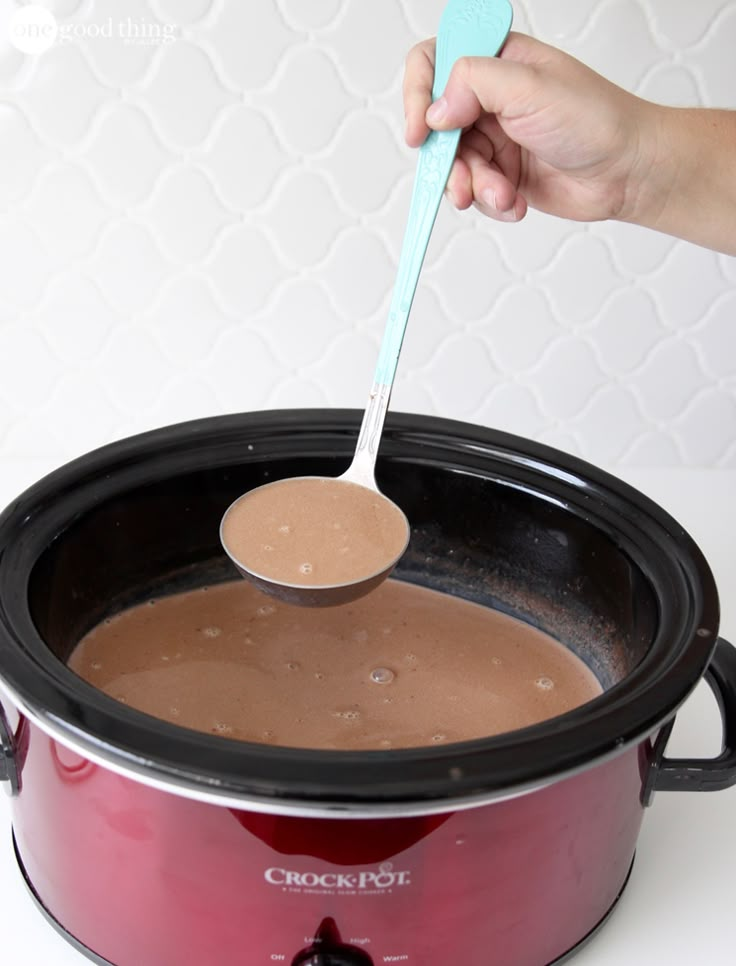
top-left (0, 702), bottom-right (20, 796)
top-left (646, 638), bottom-right (736, 802)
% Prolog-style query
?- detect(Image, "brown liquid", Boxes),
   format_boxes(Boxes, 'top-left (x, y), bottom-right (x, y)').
top-left (68, 580), bottom-right (602, 750)
top-left (221, 477), bottom-right (408, 586)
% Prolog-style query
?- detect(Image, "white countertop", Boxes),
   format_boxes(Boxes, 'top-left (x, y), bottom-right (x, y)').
top-left (1, 460), bottom-right (734, 966)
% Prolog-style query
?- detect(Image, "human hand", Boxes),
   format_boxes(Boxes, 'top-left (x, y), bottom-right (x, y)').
top-left (403, 32), bottom-right (650, 226)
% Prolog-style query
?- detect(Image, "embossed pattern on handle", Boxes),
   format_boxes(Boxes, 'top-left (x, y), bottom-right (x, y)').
top-left (347, 0), bottom-right (513, 485)
top-left (433, 0), bottom-right (515, 97)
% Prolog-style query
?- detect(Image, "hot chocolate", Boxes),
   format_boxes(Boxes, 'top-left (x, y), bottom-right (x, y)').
top-left (68, 579), bottom-right (602, 750)
top-left (220, 477), bottom-right (408, 588)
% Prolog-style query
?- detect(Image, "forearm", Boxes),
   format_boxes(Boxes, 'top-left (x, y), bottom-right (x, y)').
top-left (624, 104), bottom-right (736, 256)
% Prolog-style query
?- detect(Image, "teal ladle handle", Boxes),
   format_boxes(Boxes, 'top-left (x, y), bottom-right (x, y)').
top-left (346, 0), bottom-right (513, 487)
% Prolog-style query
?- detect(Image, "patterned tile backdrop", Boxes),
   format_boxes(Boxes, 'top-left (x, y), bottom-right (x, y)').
top-left (1, 0), bottom-right (735, 469)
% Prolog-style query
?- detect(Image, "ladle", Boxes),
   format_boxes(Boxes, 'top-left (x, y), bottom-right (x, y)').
top-left (220, 0), bottom-right (513, 606)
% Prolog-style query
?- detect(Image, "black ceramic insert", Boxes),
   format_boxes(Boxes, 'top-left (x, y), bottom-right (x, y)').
top-left (0, 410), bottom-right (719, 809)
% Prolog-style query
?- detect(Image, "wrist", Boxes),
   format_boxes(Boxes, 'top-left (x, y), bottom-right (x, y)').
top-left (616, 99), bottom-right (678, 230)
top-left (619, 104), bottom-right (736, 255)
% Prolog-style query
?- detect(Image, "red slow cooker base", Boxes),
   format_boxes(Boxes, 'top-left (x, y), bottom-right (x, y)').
top-left (13, 834), bottom-right (634, 966)
top-left (9, 725), bottom-right (649, 966)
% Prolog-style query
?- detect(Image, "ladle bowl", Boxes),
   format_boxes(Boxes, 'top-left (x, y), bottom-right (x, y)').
top-left (220, 475), bottom-right (410, 607)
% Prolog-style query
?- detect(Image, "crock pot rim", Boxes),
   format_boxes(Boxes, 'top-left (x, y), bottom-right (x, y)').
top-left (0, 409), bottom-right (720, 812)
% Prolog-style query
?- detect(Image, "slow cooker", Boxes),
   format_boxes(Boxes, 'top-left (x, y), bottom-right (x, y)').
top-left (1, 410), bottom-right (734, 966)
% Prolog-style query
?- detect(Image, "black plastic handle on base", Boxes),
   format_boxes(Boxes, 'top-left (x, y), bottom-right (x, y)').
top-left (644, 637), bottom-right (736, 805)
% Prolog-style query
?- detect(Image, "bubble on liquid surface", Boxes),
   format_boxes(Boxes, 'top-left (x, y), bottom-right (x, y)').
top-left (169, 706), bottom-right (180, 718)
top-left (535, 677), bottom-right (555, 691)
top-left (431, 734), bottom-right (447, 743)
top-left (286, 661), bottom-right (300, 671)
top-left (491, 657), bottom-right (503, 666)
top-left (299, 562), bottom-right (313, 575)
top-left (278, 524), bottom-right (290, 534)
top-left (333, 709), bottom-right (361, 721)
top-left (256, 605), bottom-right (275, 617)
top-left (370, 667), bottom-right (395, 685)
top-left (212, 721), bottom-right (233, 735)
top-left (201, 626), bottom-right (221, 638)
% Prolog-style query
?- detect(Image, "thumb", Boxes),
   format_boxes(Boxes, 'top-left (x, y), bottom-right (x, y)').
top-left (425, 53), bottom-right (537, 130)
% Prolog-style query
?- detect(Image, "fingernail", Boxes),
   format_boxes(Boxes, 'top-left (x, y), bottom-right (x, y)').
top-left (426, 96), bottom-right (447, 124)
top-left (482, 188), bottom-right (497, 210)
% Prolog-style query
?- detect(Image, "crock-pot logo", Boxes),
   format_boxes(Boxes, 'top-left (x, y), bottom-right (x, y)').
top-left (265, 861), bottom-right (411, 895)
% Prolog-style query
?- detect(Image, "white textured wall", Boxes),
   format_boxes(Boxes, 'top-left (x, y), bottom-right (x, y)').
top-left (1, 0), bottom-right (734, 470)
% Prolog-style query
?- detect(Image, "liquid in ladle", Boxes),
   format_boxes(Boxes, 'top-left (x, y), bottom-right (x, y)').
top-left (220, 477), bottom-right (409, 589)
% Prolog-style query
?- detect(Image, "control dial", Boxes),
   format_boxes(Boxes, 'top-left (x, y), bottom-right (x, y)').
top-left (292, 953), bottom-right (373, 966)
top-left (291, 918), bottom-right (374, 966)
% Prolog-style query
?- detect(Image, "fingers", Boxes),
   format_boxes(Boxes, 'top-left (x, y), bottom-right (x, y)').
top-left (405, 32), bottom-right (544, 223)
top-left (423, 32), bottom-right (552, 134)
top-left (404, 39), bottom-right (436, 147)
top-left (442, 121), bottom-right (524, 220)
top-left (473, 193), bottom-right (528, 222)
top-left (405, 33), bottom-right (545, 145)
top-left (426, 52), bottom-right (536, 133)
top-left (444, 150), bottom-right (526, 221)
top-left (408, 32), bottom-right (555, 141)
top-left (445, 157), bottom-right (473, 209)
top-left (460, 143), bottom-right (526, 221)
